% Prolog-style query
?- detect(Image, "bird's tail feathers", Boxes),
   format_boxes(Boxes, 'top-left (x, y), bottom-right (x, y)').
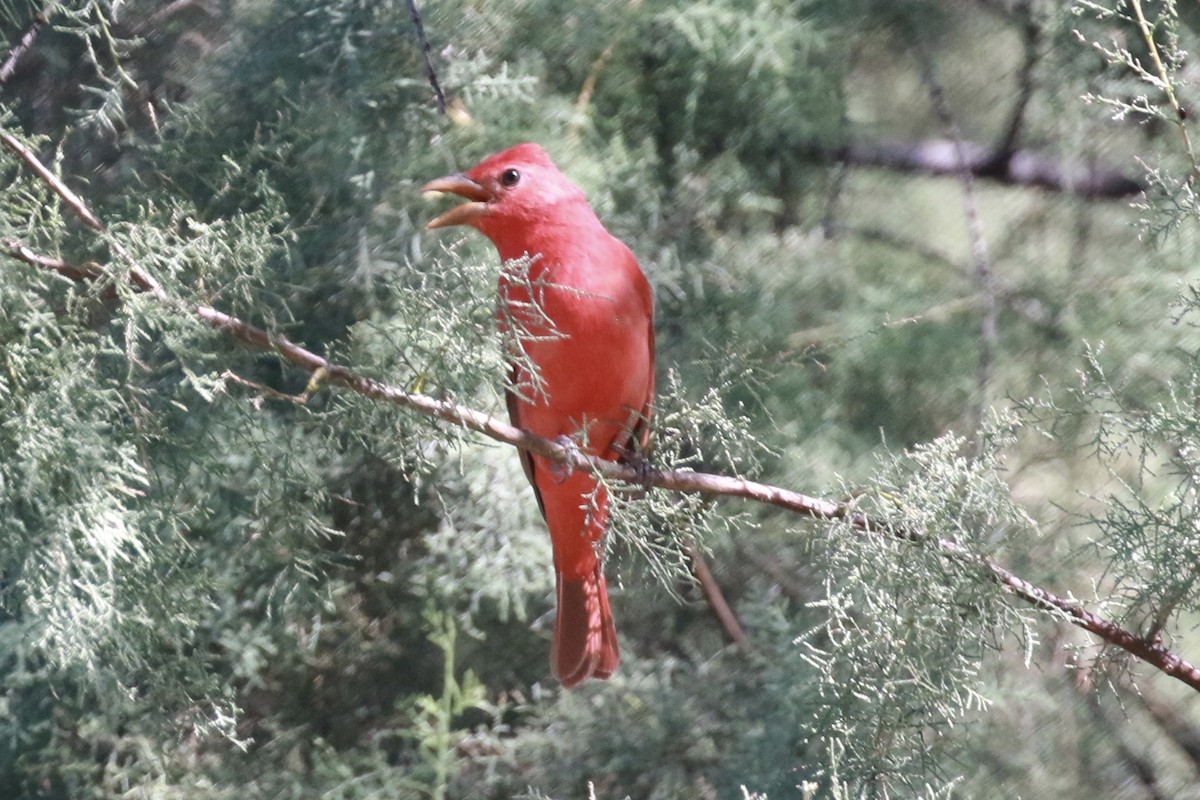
top-left (551, 565), bottom-right (619, 688)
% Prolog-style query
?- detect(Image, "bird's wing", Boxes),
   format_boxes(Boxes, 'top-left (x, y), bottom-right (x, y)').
top-left (507, 363), bottom-right (546, 517)
top-left (621, 322), bottom-right (655, 462)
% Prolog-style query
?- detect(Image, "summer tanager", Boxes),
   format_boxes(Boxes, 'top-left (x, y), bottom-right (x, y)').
top-left (423, 144), bottom-right (654, 687)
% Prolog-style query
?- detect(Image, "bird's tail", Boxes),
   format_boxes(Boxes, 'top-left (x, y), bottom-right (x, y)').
top-left (540, 468), bottom-right (620, 687)
top-left (552, 562), bottom-right (619, 687)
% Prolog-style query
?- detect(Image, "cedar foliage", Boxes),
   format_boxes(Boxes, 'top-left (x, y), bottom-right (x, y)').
top-left (3, 0), bottom-right (1200, 797)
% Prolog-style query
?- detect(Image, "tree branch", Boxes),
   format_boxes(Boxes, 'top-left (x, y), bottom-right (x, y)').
top-left (0, 3), bottom-right (55, 85)
top-left (0, 130), bottom-right (104, 231)
top-left (5, 132), bottom-right (1200, 694)
top-left (914, 47), bottom-right (998, 440)
top-left (686, 543), bottom-right (749, 650)
top-left (993, 0), bottom-right (1040, 157)
top-left (7, 237), bottom-right (1200, 693)
top-left (1129, 0), bottom-right (1197, 177)
top-left (407, 0), bottom-right (446, 114)
top-left (834, 138), bottom-right (1143, 198)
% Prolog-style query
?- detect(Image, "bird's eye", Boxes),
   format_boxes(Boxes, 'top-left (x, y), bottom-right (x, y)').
top-left (500, 168), bottom-right (521, 187)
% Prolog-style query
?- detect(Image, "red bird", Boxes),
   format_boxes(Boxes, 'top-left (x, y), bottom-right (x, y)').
top-left (423, 144), bottom-right (654, 687)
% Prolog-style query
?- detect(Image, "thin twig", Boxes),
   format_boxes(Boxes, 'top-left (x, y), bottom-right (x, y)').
top-left (407, 0), bottom-right (446, 114)
top-left (0, 129), bottom-right (169, 298)
top-left (0, 3), bottom-right (55, 84)
top-left (819, 160), bottom-right (850, 239)
top-left (570, 42), bottom-right (616, 136)
top-left (0, 238), bottom-right (101, 282)
top-left (219, 369), bottom-right (312, 406)
top-left (915, 48), bottom-right (998, 442)
top-left (1129, 0), bottom-right (1197, 176)
top-left (686, 543), bottom-right (749, 650)
top-left (994, 1), bottom-right (1040, 157)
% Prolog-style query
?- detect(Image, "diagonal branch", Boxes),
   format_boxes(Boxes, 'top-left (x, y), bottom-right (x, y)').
top-left (0, 3), bottom-right (56, 84)
top-left (993, 0), bottom-right (1040, 158)
top-left (7, 236), bottom-right (1200, 693)
top-left (5, 130), bottom-right (1200, 693)
top-left (0, 130), bottom-right (104, 231)
top-left (407, 0), bottom-right (446, 114)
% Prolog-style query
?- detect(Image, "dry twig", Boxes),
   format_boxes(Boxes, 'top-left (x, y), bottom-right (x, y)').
top-left (0, 3), bottom-right (55, 84)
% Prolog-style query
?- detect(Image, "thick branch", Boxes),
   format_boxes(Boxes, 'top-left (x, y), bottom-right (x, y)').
top-left (836, 138), bottom-right (1143, 198)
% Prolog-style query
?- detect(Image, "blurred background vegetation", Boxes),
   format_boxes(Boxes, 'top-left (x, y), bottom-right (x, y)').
top-left (4, 0), bottom-right (1200, 797)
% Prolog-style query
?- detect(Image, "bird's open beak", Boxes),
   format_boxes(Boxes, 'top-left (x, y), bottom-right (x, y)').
top-left (421, 174), bottom-right (493, 229)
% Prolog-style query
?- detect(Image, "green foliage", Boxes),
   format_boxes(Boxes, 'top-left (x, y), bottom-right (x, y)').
top-left (797, 417), bottom-right (1035, 792)
top-left (7, 0), bottom-right (1200, 798)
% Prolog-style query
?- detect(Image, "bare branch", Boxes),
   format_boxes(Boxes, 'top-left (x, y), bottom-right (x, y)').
top-left (7, 239), bottom-right (1200, 693)
top-left (5, 134), bottom-right (1200, 693)
top-left (686, 543), bottom-right (749, 650)
top-left (994, 1), bottom-right (1040, 157)
top-left (0, 130), bottom-right (104, 231)
top-left (570, 42), bottom-right (616, 136)
top-left (1, 238), bottom-right (102, 282)
top-left (407, 0), bottom-right (446, 114)
top-left (0, 3), bottom-right (55, 84)
top-left (836, 138), bottom-right (1143, 198)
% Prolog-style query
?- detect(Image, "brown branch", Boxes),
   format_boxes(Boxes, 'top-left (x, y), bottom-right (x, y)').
top-left (1, 238), bottom-right (101, 282)
top-left (994, 0), bottom-right (1040, 157)
top-left (1, 130), bottom-right (170, 298)
top-left (5, 139), bottom-right (1200, 694)
top-left (570, 42), bottom-right (616, 136)
top-left (834, 138), bottom-right (1143, 198)
top-left (407, 0), bottom-right (446, 114)
top-left (0, 130), bottom-right (104, 231)
top-left (0, 3), bottom-right (55, 84)
top-left (8, 238), bottom-right (1200, 693)
top-left (686, 543), bottom-right (749, 650)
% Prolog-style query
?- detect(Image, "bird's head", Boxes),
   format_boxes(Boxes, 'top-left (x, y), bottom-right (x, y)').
top-left (422, 143), bottom-right (590, 245)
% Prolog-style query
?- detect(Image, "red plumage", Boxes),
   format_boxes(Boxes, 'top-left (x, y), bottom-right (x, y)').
top-left (424, 144), bottom-right (655, 686)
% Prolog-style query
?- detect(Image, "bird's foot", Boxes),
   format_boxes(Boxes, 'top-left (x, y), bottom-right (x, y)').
top-left (550, 435), bottom-right (586, 479)
top-left (615, 445), bottom-right (655, 489)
